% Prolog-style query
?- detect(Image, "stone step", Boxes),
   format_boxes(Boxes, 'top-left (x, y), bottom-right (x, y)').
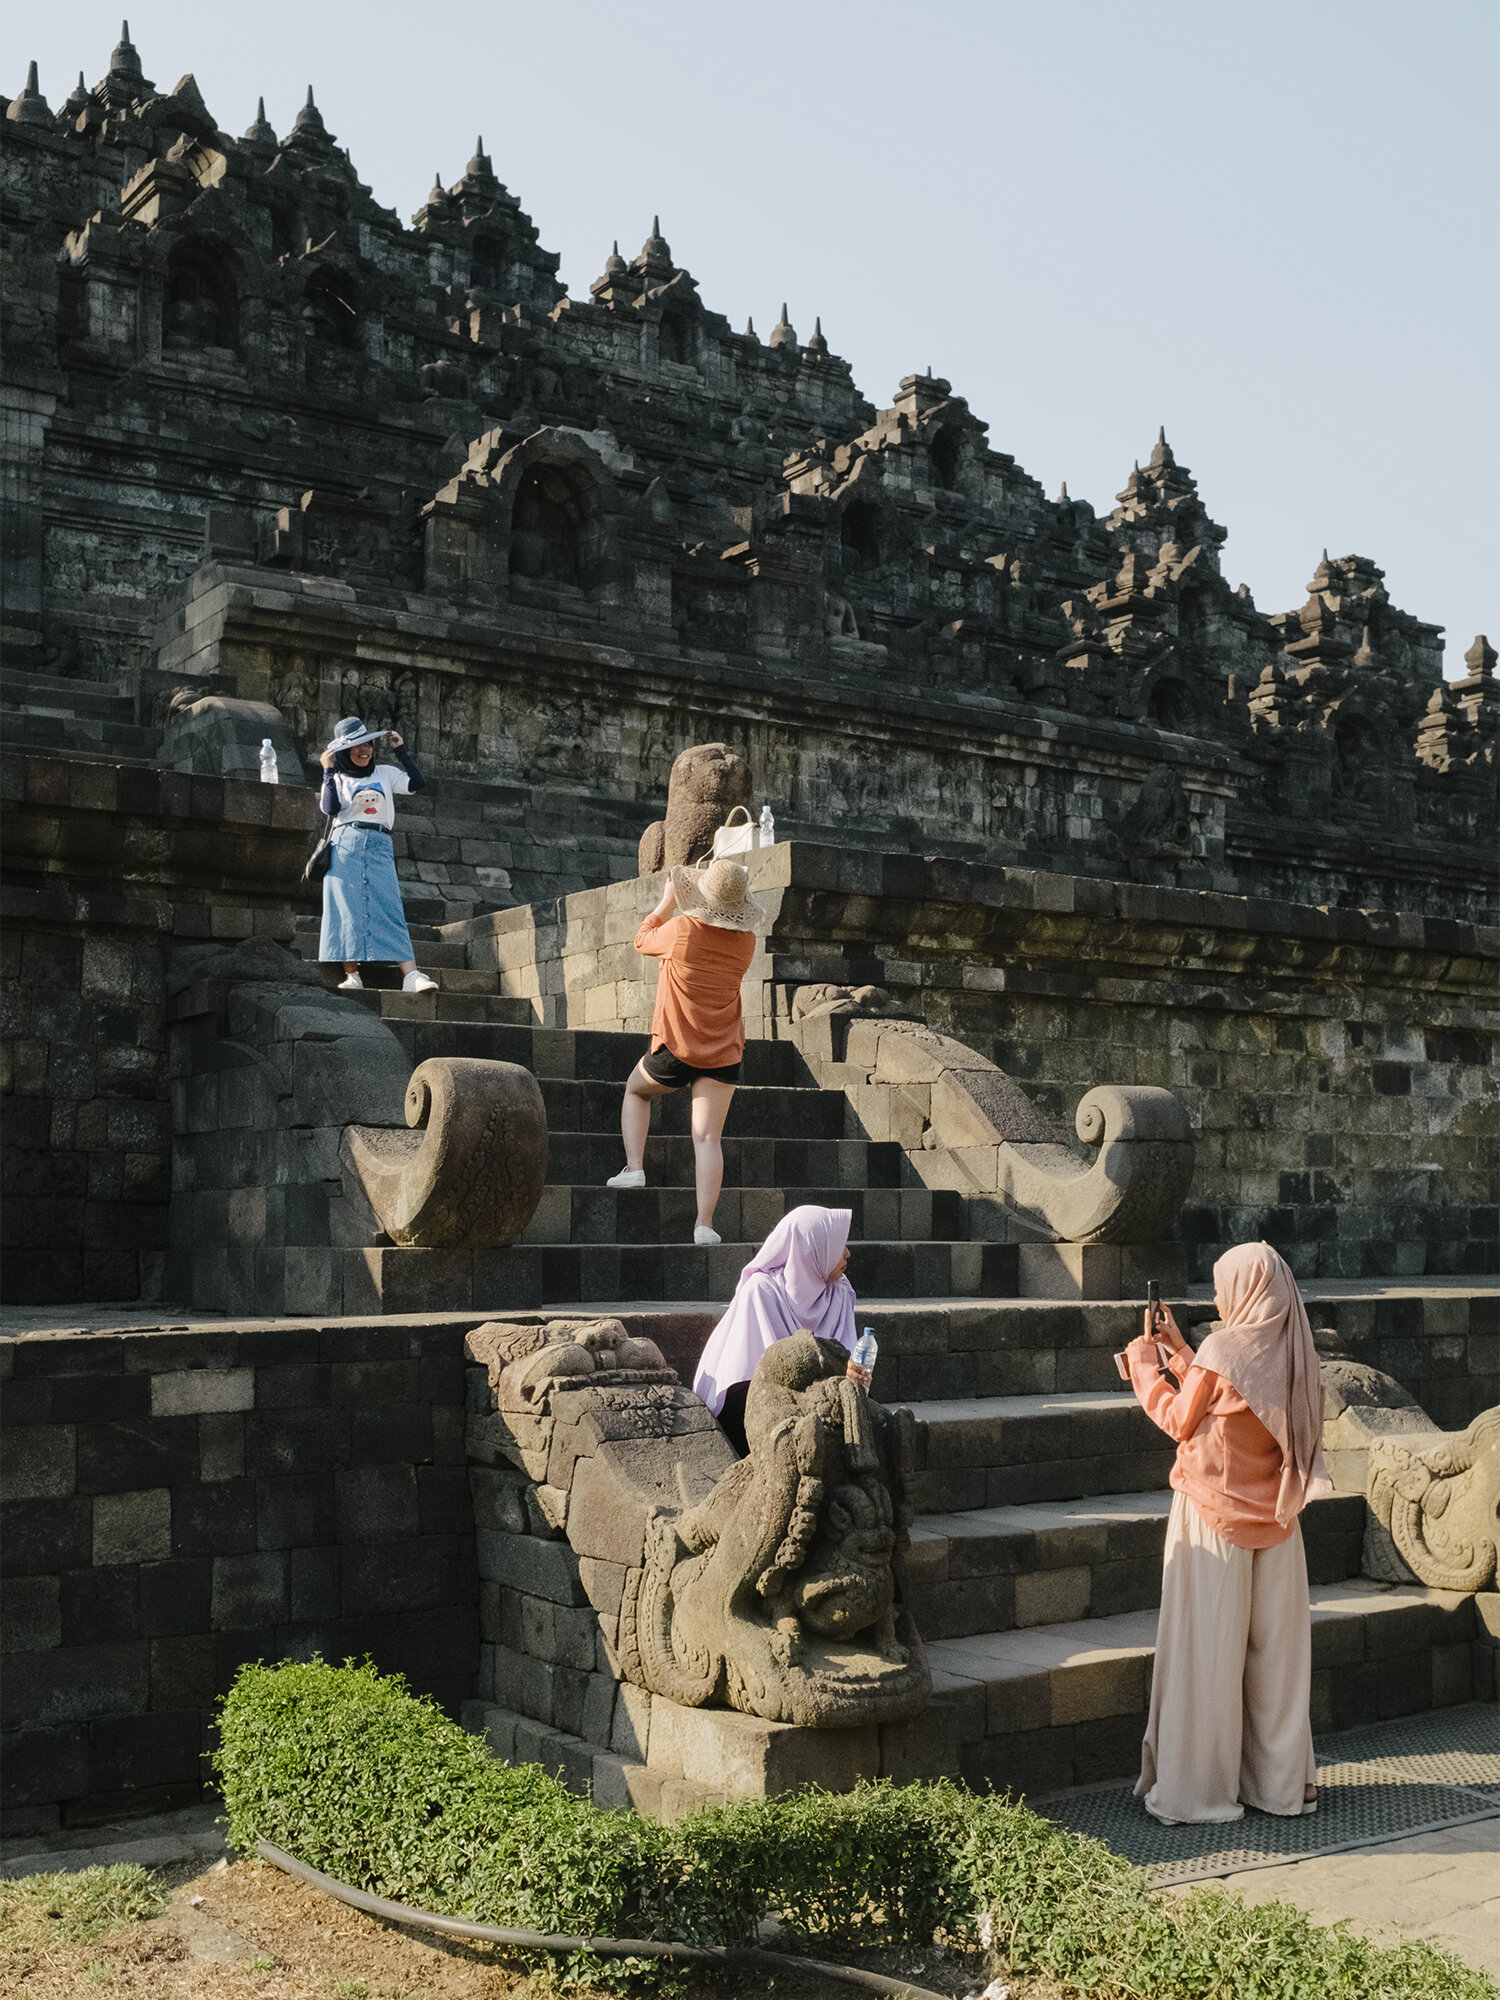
top-left (0, 710), bottom-right (157, 757)
top-left (539, 1077), bottom-right (848, 1140)
top-left (905, 1389), bottom-right (1177, 1509)
top-left (343, 986), bottom-right (534, 1025)
top-left (523, 1180), bottom-right (969, 1247)
top-left (543, 1128), bottom-right (907, 1192)
top-left (350, 1236), bottom-right (1021, 1313)
top-left (290, 923), bottom-right (475, 973)
top-left (0, 672), bottom-right (137, 720)
top-left (384, 1020), bottom-right (807, 1088)
top-left (930, 1580), bottom-right (1481, 1799)
top-left (905, 1489), bottom-right (1367, 1640)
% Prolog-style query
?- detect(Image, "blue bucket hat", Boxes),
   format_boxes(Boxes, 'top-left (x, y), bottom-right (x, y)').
top-left (326, 716), bottom-right (385, 754)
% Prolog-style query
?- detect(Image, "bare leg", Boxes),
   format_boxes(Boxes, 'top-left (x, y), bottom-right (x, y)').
top-left (690, 1077), bottom-right (735, 1228)
top-left (620, 1060), bottom-right (674, 1173)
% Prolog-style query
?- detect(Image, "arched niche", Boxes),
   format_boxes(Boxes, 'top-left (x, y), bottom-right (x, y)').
top-left (469, 234), bottom-right (504, 292)
top-left (163, 238), bottom-right (239, 353)
top-left (840, 498), bottom-right (884, 575)
top-left (1332, 711), bottom-right (1387, 807)
top-left (659, 309), bottom-right (696, 368)
top-left (510, 465), bottom-right (582, 584)
top-left (493, 430), bottom-right (628, 603)
top-left (1147, 676), bottom-right (1196, 733)
top-left (929, 425), bottom-right (964, 491)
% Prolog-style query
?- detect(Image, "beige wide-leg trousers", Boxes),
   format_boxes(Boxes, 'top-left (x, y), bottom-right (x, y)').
top-left (1136, 1490), bottom-right (1316, 1824)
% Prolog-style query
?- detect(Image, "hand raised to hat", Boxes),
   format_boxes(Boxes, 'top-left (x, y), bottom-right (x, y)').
top-left (386, 730), bottom-right (403, 748)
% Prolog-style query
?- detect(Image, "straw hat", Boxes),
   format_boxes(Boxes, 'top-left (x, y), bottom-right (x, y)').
top-left (325, 716), bottom-right (387, 754)
top-left (670, 858), bottom-right (767, 932)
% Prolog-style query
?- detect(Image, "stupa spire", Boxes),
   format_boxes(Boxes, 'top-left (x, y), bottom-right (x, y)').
top-left (6, 60), bottom-right (54, 126)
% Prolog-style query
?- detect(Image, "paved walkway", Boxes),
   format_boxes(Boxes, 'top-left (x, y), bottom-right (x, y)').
top-left (1213, 1817), bottom-right (1500, 1980)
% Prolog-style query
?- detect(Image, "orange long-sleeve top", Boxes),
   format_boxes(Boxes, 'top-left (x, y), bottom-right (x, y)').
top-left (1127, 1343), bottom-right (1293, 1550)
top-left (634, 912), bottom-right (756, 1069)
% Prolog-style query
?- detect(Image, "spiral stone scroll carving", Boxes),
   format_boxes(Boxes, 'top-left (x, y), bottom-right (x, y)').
top-left (1367, 1407), bottom-right (1499, 1593)
top-left (812, 1017), bottom-right (1196, 1246)
top-left (343, 1055), bottom-right (547, 1248)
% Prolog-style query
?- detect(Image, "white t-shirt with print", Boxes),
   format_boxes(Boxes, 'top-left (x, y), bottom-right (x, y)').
top-left (330, 762), bottom-right (411, 831)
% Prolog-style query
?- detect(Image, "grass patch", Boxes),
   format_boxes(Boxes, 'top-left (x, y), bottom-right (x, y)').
top-left (215, 1657), bottom-right (1495, 1999)
top-left (0, 1863), bottom-right (164, 1950)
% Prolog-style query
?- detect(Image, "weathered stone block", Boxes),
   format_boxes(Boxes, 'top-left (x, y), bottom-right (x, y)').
top-left (1, 1425), bottom-right (76, 1501)
top-left (1, 1574), bottom-right (62, 1652)
top-left (1018, 1243), bottom-right (1122, 1300)
top-left (92, 1487), bottom-right (171, 1566)
top-left (477, 1529), bottom-right (587, 1606)
top-left (646, 1699), bottom-right (881, 1798)
top-left (150, 1368), bottom-right (254, 1417)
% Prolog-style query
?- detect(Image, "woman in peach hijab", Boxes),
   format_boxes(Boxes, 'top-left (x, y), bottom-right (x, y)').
top-left (1124, 1241), bottom-right (1331, 1825)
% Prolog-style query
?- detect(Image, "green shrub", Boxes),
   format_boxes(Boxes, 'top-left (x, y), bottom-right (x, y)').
top-left (213, 1656), bottom-right (674, 1944)
top-left (215, 1659), bottom-right (1496, 2000)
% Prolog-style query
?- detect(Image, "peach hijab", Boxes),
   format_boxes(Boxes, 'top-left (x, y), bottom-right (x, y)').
top-left (1194, 1241), bottom-right (1332, 1528)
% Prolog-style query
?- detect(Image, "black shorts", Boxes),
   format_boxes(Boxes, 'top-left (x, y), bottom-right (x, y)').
top-left (641, 1046), bottom-right (742, 1089)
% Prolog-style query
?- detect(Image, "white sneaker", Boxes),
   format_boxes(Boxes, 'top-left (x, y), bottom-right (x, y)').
top-left (338, 972), bottom-right (363, 990)
top-left (402, 970), bottom-right (438, 993)
top-left (694, 1224), bottom-right (721, 1247)
top-left (606, 1168), bottom-right (646, 1190)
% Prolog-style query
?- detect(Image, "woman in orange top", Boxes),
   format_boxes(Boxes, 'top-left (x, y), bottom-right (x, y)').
top-left (1124, 1241), bottom-right (1331, 1825)
top-left (606, 858), bottom-right (766, 1246)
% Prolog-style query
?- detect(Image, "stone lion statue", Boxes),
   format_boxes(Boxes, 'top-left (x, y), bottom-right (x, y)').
top-left (638, 741), bottom-right (753, 874)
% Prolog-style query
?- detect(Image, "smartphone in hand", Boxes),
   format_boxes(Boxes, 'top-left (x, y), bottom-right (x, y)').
top-left (1116, 1280), bottom-right (1168, 1381)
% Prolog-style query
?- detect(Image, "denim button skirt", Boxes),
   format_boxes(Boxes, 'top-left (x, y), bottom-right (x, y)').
top-left (319, 824), bottom-right (414, 962)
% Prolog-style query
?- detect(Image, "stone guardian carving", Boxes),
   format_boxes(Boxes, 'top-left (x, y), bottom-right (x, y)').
top-left (467, 1318), bottom-right (930, 1733)
top-left (638, 741), bottom-right (753, 875)
top-left (619, 1331), bottom-right (930, 1728)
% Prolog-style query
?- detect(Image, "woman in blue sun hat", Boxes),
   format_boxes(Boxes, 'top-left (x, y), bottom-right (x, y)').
top-left (317, 717), bottom-right (438, 993)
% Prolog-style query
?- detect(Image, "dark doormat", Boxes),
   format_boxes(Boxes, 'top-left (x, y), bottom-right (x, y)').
top-left (1034, 1703), bottom-right (1500, 1887)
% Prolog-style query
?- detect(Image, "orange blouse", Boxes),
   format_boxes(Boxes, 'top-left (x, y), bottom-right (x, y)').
top-left (634, 913), bottom-right (756, 1069)
top-left (1128, 1344), bottom-right (1293, 1550)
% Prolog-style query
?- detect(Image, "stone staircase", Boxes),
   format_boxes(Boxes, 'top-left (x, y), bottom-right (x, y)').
top-left (890, 1346), bottom-right (1478, 1795)
top-left (0, 670), bottom-right (158, 761)
top-left (276, 923), bottom-right (1487, 1799)
top-left (288, 926), bottom-right (1020, 1306)
top-left (463, 1286), bottom-right (1486, 1812)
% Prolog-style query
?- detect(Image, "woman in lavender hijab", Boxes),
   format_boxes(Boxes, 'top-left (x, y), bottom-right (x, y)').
top-left (693, 1204), bottom-right (868, 1455)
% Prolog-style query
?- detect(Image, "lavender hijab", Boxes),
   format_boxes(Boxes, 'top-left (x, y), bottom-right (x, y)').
top-left (692, 1205), bottom-right (857, 1414)
top-left (1194, 1241), bottom-right (1332, 1528)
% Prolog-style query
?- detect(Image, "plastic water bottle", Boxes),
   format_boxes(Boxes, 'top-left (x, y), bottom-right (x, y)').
top-left (258, 737), bottom-right (278, 784)
top-left (759, 802), bottom-right (775, 847)
top-left (854, 1326), bottom-right (878, 1378)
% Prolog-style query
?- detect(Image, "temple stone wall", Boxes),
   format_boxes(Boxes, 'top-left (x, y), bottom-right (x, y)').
top-left (0, 754), bottom-right (314, 1302)
top-left (0, 1318), bottom-right (479, 1836)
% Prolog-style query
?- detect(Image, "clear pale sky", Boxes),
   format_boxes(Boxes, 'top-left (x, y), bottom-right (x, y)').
top-left (17, 2), bottom-right (1497, 673)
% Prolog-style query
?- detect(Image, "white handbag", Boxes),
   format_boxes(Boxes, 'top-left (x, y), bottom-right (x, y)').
top-left (710, 806), bottom-right (758, 859)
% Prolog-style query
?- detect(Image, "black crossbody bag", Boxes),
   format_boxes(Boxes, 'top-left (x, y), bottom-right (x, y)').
top-left (301, 813), bottom-right (336, 892)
